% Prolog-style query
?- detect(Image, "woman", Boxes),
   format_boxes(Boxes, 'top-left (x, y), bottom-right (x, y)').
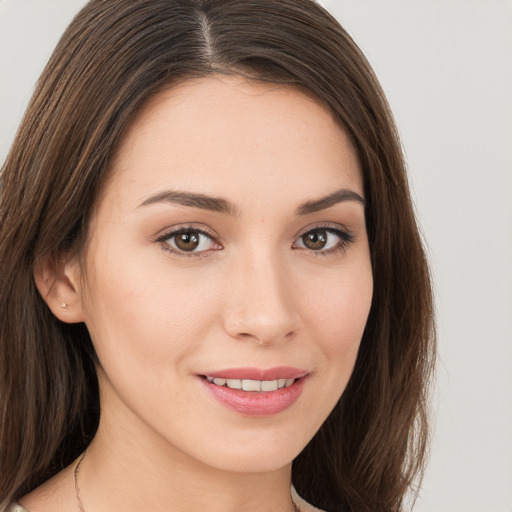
top-left (0, 1), bottom-right (435, 511)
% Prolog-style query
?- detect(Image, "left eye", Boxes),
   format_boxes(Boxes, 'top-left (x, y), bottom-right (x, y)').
top-left (164, 229), bottom-right (217, 253)
top-left (294, 228), bottom-right (350, 252)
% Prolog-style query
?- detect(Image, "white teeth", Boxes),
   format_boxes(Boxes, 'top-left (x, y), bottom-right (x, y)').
top-left (261, 380), bottom-right (278, 392)
top-left (206, 376), bottom-right (297, 391)
top-left (225, 379), bottom-right (242, 390)
top-left (242, 379), bottom-right (261, 392)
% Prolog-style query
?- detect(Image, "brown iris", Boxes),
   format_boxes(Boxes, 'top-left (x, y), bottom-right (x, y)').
top-left (302, 230), bottom-right (328, 250)
top-left (174, 230), bottom-right (200, 251)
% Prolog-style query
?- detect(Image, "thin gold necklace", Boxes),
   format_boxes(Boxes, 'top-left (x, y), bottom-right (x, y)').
top-left (74, 451), bottom-right (301, 512)
top-left (74, 451), bottom-right (87, 512)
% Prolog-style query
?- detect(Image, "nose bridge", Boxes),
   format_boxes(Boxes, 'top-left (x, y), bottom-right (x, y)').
top-left (223, 242), bottom-right (298, 344)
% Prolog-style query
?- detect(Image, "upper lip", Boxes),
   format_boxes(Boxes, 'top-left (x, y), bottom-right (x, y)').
top-left (200, 367), bottom-right (308, 381)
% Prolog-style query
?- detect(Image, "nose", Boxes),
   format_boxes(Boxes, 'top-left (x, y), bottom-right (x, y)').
top-left (222, 249), bottom-right (300, 345)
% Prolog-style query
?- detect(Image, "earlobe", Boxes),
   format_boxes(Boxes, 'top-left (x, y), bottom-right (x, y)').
top-left (33, 253), bottom-right (86, 323)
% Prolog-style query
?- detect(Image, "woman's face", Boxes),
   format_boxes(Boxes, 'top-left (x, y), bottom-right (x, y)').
top-left (73, 76), bottom-right (373, 472)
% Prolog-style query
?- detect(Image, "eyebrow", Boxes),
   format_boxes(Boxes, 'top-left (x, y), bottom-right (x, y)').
top-left (295, 188), bottom-right (366, 215)
top-left (139, 190), bottom-right (241, 216)
top-left (138, 188), bottom-right (365, 216)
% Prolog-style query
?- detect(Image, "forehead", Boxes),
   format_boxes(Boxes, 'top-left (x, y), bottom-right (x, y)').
top-left (104, 75), bottom-right (363, 210)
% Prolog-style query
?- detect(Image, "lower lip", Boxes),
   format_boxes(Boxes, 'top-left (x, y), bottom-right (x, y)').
top-left (199, 376), bottom-right (307, 417)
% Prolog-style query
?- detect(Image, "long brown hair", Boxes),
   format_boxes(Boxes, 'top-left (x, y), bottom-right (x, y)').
top-left (0, 1), bottom-right (435, 510)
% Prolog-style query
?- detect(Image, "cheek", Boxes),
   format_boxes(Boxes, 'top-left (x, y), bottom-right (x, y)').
top-left (81, 247), bottom-right (221, 376)
top-left (300, 262), bottom-right (373, 353)
top-left (285, 259), bottom-right (372, 436)
top-left (297, 260), bottom-right (373, 415)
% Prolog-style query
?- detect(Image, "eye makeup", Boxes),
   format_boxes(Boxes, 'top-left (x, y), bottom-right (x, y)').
top-left (155, 224), bottom-right (222, 259)
top-left (154, 222), bottom-right (355, 259)
top-left (293, 224), bottom-right (355, 257)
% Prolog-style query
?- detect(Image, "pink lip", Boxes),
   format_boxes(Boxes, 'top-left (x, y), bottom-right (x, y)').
top-left (202, 366), bottom-right (308, 381)
top-left (198, 367), bottom-right (308, 417)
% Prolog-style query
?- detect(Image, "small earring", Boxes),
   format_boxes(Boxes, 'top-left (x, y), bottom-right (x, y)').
top-left (60, 302), bottom-right (69, 309)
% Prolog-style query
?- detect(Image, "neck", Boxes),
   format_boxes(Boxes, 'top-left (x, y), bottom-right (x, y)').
top-left (78, 417), bottom-right (297, 512)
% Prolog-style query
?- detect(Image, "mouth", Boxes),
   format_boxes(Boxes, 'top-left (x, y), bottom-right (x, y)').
top-left (198, 367), bottom-right (308, 416)
top-left (202, 375), bottom-right (297, 392)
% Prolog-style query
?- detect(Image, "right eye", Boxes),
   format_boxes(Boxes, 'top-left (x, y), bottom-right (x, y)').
top-left (158, 227), bottom-right (221, 256)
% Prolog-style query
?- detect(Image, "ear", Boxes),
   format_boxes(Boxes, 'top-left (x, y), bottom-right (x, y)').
top-left (33, 252), bottom-right (86, 323)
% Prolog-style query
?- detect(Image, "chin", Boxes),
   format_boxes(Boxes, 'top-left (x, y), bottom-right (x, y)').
top-left (206, 449), bottom-right (297, 474)
top-left (179, 425), bottom-right (313, 475)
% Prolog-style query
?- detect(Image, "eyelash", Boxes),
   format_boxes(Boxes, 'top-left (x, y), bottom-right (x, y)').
top-left (156, 225), bottom-right (219, 259)
top-left (294, 224), bottom-right (355, 257)
top-left (155, 224), bottom-right (355, 259)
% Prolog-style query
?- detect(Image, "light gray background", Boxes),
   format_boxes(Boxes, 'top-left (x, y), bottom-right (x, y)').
top-left (1, 1), bottom-right (511, 510)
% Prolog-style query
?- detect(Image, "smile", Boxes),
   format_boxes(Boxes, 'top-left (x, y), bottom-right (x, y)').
top-left (205, 376), bottom-right (296, 392)
top-left (199, 367), bottom-right (308, 416)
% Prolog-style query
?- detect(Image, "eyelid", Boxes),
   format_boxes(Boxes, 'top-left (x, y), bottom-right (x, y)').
top-left (154, 222), bottom-right (355, 259)
top-left (293, 223), bottom-right (355, 255)
top-left (294, 222), bottom-right (353, 240)
top-left (154, 223), bottom-right (218, 241)
top-left (154, 224), bottom-right (222, 258)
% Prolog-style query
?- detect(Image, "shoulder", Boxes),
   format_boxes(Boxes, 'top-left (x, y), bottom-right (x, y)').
top-left (10, 460), bottom-right (77, 512)
top-left (4, 504), bottom-right (29, 512)
top-left (10, 485), bottom-right (325, 512)
top-left (292, 485), bottom-right (329, 512)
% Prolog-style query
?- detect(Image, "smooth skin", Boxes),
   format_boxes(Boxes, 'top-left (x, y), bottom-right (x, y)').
top-left (29, 76), bottom-right (373, 512)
